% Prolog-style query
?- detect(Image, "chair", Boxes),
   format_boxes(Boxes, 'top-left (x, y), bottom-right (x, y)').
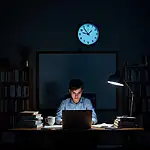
top-left (64, 93), bottom-right (96, 109)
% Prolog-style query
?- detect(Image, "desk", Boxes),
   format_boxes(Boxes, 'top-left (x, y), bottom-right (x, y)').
top-left (9, 127), bottom-right (144, 131)
top-left (8, 127), bottom-right (144, 149)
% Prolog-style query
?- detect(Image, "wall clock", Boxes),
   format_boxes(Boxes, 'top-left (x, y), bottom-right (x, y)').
top-left (77, 23), bottom-right (99, 45)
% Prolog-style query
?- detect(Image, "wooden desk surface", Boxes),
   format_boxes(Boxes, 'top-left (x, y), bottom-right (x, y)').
top-left (9, 127), bottom-right (144, 131)
top-left (8, 126), bottom-right (145, 149)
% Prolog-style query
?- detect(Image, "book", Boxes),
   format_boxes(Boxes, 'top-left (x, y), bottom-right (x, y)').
top-left (20, 114), bottom-right (43, 120)
top-left (18, 120), bottom-right (42, 126)
top-left (20, 111), bottom-right (39, 116)
top-left (17, 122), bottom-right (43, 128)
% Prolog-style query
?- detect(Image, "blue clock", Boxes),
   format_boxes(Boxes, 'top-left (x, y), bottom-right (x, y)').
top-left (77, 23), bottom-right (99, 45)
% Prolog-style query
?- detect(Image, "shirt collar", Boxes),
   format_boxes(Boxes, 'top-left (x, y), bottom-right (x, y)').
top-left (70, 97), bottom-right (83, 104)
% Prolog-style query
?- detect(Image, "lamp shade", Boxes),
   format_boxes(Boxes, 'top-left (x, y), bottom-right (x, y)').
top-left (107, 71), bottom-right (124, 86)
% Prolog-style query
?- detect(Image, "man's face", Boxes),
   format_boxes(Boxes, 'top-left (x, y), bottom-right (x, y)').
top-left (69, 88), bottom-right (83, 103)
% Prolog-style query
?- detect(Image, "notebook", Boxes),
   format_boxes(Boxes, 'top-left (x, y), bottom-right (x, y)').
top-left (62, 110), bottom-right (92, 130)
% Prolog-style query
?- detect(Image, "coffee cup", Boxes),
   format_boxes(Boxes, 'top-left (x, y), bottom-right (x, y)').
top-left (45, 116), bottom-right (55, 126)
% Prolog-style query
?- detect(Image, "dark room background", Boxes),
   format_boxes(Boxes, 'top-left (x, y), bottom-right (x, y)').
top-left (38, 52), bottom-right (116, 109)
top-left (0, 0), bottom-right (149, 121)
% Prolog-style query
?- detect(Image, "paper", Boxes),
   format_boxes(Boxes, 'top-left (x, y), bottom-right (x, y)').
top-left (92, 123), bottom-right (113, 128)
top-left (43, 125), bottom-right (62, 129)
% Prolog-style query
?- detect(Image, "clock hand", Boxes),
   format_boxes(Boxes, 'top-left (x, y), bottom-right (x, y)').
top-left (83, 26), bottom-right (88, 34)
top-left (88, 30), bottom-right (92, 34)
top-left (82, 32), bottom-right (87, 34)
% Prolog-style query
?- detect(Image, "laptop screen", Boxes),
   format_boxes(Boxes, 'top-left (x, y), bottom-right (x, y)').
top-left (62, 110), bottom-right (92, 129)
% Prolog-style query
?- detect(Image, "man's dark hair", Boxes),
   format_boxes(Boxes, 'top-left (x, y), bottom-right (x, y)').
top-left (69, 79), bottom-right (84, 91)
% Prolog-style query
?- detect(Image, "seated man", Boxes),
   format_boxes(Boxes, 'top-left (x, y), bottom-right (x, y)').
top-left (55, 79), bottom-right (98, 124)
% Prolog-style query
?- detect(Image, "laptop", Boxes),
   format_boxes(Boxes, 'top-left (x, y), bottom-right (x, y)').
top-left (62, 110), bottom-right (92, 130)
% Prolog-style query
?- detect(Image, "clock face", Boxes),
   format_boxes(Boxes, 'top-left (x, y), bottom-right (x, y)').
top-left (77, 23), bottom-right (99, 45)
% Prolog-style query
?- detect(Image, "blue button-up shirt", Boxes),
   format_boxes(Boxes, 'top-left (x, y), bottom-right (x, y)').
top-left (55, 97), bottom-right (98, 124)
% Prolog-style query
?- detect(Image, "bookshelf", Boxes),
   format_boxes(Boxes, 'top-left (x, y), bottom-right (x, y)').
top-left (0, 67), bottom-right (33, 128)
top-left (123, 61), bottom-right (150, 128)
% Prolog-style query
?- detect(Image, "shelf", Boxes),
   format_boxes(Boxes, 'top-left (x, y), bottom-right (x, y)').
top-left (0, 82), bottom-right (29, 85)
top-left (0, 67), bottom-right (33, 128)
top-left (126, 96), bottom-right (150, 99)
top-left (123, 62), bottom-right (150, 116)
top-left (125, 65), bottom-right (148, 69)
top-left (125, 81), bottom-right (150, 84)
top-left (2, 97), bottom-right (29, 100)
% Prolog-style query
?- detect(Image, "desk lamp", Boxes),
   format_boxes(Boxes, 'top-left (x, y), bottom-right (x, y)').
top-left (107, 71), bottom-right (134, 117)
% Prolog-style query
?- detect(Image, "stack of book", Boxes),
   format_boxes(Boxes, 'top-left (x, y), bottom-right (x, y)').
top-left (17, 111), bottom-right (43, 128)
top-left (113, 116), bottom-right (136, 128)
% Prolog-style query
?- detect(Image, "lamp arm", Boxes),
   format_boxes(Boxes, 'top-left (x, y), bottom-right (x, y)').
top-left (123, 79), bottom-right (134, 117)
top-left (123, 79), bottom-right (134, 94)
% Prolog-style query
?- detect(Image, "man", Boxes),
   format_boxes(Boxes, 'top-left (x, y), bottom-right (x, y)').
top-left (55, 79), bottom-right (98, 125)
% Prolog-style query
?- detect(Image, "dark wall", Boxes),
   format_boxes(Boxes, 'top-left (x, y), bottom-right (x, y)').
top-left (0, 1), bottom-right (149, 72)
top-left (38, 53), bottom-right (116, 109)
top-left (1, 1), bottom-right (149, 56)
top-left (0, 0), bottom-right (150, 119)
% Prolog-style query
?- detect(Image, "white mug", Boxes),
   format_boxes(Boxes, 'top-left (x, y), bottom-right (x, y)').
top-left (45, 116), bottom-right (55, 126)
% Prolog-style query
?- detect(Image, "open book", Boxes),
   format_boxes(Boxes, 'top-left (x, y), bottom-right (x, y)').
top-left (92, 123), bottom-right (113, 128)
top-left (43, 125), bottom-right (62, 129)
